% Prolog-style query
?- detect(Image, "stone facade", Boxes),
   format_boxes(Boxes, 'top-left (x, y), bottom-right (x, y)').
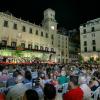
top-left (0, 8), bottom-right (68, 63)
top-left (80, 18), bottom-right (100, 61)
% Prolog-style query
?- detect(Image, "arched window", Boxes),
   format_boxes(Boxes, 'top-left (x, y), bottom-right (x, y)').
top-left (28, 44), bottom-right (32, 49)
top-left (45, 47), bottom-right (49, 51)
top-left (40, 46), bottom-right (44, 50)
top-left (51, 48), bottom-right (54, 52)
top-left (2, 40), bottom-right (7, 46)
top-left (21, 43), bottom-right (25, 48)
top-left (34, 45), bottom-right (38, 50)
top-left (11, 42), bottom-right (16, 47)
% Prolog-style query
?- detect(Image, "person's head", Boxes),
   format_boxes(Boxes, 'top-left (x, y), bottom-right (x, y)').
top-left (16, 75), bottom-right (24, 83)
top-left (79, 76), bottom-right (87, 85)
top-left (23, 89), bottom-right (39, 100)
top-left (68, 75), bottom-right (79, 90)
top-left (13, 71), bottom-right (19, 78)
top-left (25, 70), bottom-right (32, 81)
top-left (61, 70), bottom-right (66, 76)
top-left (44, 83), bottom-right (56, 100)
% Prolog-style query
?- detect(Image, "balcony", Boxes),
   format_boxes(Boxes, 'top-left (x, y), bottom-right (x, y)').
top-left (0, 45), bottom-right (56, 54)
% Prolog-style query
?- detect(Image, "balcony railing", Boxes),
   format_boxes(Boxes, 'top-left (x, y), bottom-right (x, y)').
top-left (0, 46), bottom-right (56, 53)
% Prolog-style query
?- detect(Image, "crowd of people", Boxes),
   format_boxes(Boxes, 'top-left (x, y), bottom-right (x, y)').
top-left (0, 63), bottom-right (100, 100)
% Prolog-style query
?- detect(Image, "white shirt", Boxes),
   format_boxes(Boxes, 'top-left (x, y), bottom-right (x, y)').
top-left (80, 84), bottom-right (92, 100)
top-left (6, 83), bottom-right (27, 100)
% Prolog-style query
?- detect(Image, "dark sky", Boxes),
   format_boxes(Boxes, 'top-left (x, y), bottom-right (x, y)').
top-left (0, 0), bottom-right (99, 29)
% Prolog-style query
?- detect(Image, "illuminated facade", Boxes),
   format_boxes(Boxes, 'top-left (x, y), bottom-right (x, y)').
top-left (0, 8), bottom-right (68, 63)
top-left (80, 18), bottom-right (100, 61)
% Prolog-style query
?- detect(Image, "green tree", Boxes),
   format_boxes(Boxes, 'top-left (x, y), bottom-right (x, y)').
top-left (78, 55), bottom-right (83, 63)
top-left (12, 50), bottom-right (22, 57)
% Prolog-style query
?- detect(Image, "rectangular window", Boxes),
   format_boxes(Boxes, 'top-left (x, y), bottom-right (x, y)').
top-left (46, 33), bottom-right (48, 38)
top-left (36, 30), bottom-right (38, 35)
top-left (11, 42), bottom-right (16, 47)
top-left (91, 27), bottom-right (95, 32)
top-left (21, 43), bottom-right (25, 48)
top-left (62, 59), bottom-right (64, 63)
top-left (93, 46), bottom-right (96, 51)
top-left (84, 41), bottom-right (87, 46)
top-left (92, 40), bottom-right (96, 45)
top-left (58, 44), bottom-right (60, 47)
top-left (41, 32), bottom-right (43, 36)
top-left (1, 40), bottom-right (7, 46)
top-left (84, 47), bottom-right (87, 52)
top-left (51, 34), bottom-right (54, 39)
top-left (83, 35), bottom-right (87, 38)
top-left (92, 33), bottom-right (95, 37)
top-left (22, 26), bottom-right (26, 32)
top-left (13, 23), bottom-right (17, 29)
top-left (83, 29), bottom-right (86, 34)
top-left (29, 28), bottom-right (32, 34)
top-left (4, 20), bottom-right (8, 27)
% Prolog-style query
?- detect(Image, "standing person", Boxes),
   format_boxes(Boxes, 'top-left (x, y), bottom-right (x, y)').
top-left (23, 89), bottom-right (39, 100)
top-left (6, 75), bottom-right (27, 100)
top-left (58, 70), bottom-right (69, 85)
top-left (23, 70), bottom-right (32, 84)
top-left (79, 76), bottom-right (92, 100)
top-left (63, 76), bottom-right (83, 100)
top-left (43, 83), bottom-right (56, 100)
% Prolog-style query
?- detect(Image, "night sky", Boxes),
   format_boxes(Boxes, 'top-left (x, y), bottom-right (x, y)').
top-left (0, 0), bottom-right (99, 30)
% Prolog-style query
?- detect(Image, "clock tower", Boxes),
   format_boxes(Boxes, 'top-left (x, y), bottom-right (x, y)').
top-left (42, 8), bottom-right (57, 32)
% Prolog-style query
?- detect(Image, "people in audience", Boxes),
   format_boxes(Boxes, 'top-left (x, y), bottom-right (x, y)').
top-left (0, 62), bottom-right (100, 100)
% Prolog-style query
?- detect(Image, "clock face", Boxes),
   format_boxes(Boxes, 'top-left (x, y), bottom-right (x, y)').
top-left (51, 26), bottom-right (55, 30)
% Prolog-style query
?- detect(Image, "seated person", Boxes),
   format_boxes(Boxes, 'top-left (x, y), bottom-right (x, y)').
top-left (63, 75), bottom-right (83, 100)
top-left (23, 89), bottom-right (39, 100)
top-left (43, 83), bottom-right (56, 100)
